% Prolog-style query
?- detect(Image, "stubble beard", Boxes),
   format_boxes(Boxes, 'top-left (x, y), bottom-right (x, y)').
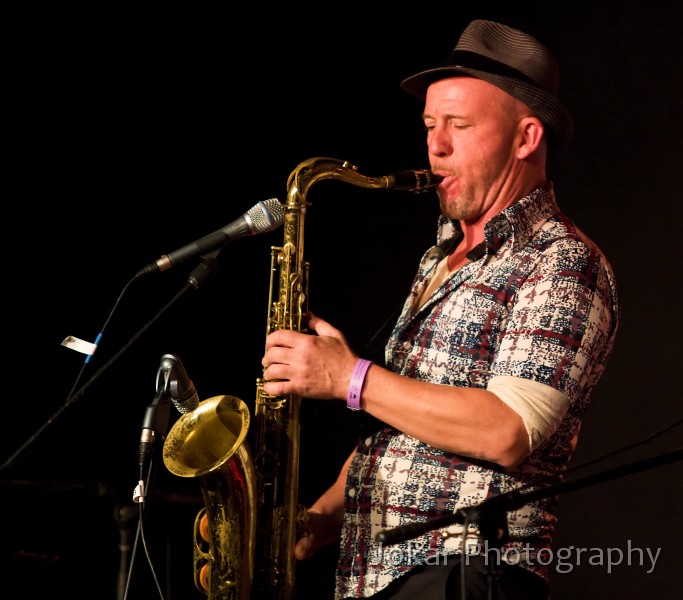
top-left (439, 191), bottom-right (478, 222)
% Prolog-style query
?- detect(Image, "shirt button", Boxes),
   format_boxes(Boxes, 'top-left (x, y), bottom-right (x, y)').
top-left (364, 437), bottom-right (372, 446)
top-left (348, 487), bottom-right (356, 498)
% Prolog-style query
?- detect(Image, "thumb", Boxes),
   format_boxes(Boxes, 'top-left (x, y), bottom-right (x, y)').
top-left (294, 532), bottom-right (316, 560)
top-left (307, 312), bottom-right (343, 339)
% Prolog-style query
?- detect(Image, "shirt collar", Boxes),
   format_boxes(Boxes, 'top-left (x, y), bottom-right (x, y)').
top-left (435, 183), bottom-right (560, 257)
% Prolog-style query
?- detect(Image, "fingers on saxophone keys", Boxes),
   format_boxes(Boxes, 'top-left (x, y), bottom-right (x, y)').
top-left (263, 346), bottom-right (285, 368)
top-left (262, 378), bottom-right (287, 397)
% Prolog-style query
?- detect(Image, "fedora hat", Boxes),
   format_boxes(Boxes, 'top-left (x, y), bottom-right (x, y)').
top-left (401, 20), bottom-right (573, 143)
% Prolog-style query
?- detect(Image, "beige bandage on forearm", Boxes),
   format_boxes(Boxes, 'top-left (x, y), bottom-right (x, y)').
top-left (487, 375), bottom-right (570, 452)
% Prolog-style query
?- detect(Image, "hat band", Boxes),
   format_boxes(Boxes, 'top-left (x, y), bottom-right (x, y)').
top-left (443, 50), bottom-right (545, 93)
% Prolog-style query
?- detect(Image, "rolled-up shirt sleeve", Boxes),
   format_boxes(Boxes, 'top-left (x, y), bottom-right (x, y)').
top-left (487, 374), bottom-right (570, 451)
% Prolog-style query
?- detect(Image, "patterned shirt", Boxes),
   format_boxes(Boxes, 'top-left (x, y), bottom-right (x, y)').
top-left (335, 185), bottom-right (619, 599)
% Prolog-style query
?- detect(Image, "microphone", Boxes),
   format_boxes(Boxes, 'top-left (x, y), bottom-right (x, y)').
top-left (161, 353), bottom-right (200, 414)
top-left (139, 354), bottom-right (175, 468)
top-left (138, 353), bottom-right (200, 470)
top-left (136, 198), bottom-right (285, 277)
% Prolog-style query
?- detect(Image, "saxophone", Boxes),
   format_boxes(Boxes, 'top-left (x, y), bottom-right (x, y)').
top-left (163, 157), bottom-right (441, 600)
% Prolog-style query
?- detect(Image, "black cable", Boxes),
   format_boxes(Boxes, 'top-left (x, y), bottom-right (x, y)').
top-left (1, 258), bottom-right (219, 472)
top-left (564, 415), bottom-right (683, 476)
top-left (501, 414), bottom-right (683, 502)
top-left (124, 455), bottom-right (166, 599)
top-left (0, 273), bottom-right (139, 471)
top-left (66, 273), bottom-right (139, 395)
top-left (138, 455), bottom-right (165, 600)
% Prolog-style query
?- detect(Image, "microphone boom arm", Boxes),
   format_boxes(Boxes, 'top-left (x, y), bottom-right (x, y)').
top-left (375, 448), bottom-right (683, 546)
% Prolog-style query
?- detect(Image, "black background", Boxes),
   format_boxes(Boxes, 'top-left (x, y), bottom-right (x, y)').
top-left (3, 2), bottom-right (682, 599)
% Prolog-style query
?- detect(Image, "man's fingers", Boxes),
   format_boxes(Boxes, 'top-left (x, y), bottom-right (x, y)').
top-left (294, 534), bottom-right (314, 561)
top-left (309, 314), bottom-right (343, 340)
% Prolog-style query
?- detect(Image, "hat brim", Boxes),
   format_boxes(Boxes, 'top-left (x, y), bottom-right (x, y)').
top-left (401, 66), bottom-right (574, 143)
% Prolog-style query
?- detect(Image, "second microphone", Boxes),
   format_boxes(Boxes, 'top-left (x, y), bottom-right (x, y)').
top-left (136, 198), bottom-right (285, 278)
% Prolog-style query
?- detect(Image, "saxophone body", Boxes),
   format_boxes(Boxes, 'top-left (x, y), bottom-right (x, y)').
top-left (163, 395), bottom-right (256, 599)
top-left (163, 157), bottom-right (441, 600)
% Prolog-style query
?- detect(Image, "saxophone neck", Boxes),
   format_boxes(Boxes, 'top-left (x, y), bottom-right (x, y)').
top-left (285, 157), bottom-right (442, 207)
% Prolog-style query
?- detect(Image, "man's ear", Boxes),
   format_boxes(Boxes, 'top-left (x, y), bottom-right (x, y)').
top-left (516, 117), bottom-right (545, 159)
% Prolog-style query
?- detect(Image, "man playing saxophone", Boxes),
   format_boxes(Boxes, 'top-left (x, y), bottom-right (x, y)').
top-left (262, 19), bottom-right (619, 600)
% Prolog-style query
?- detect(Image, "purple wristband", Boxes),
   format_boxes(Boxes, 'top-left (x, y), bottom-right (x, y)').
top-left (347, 358), bottom-right (372, 411)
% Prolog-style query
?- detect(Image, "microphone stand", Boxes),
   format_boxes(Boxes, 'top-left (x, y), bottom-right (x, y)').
top-left (114, 501), bottom-right (138, 600)
top-left (375, 449), bottom-right (682, 600)
top-left (0, 256), bottom-right (221, 472)
top-left (376, 447), bottom-right (683, 546)
top-left (123, 363), bottom-right (175, 600)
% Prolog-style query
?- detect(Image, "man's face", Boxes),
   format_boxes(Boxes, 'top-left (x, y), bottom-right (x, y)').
top-left (423, 76), bottom-right (531, 224)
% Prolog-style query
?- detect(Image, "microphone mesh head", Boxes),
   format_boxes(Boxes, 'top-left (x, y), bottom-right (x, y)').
top-left (249, 198), bottom-right (285, 233)
top-left (172, 397), bottom-right (199, 414)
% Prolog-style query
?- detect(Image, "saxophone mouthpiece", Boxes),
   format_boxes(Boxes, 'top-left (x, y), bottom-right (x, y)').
top-left (388, 170), bottom-right (444, 193)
